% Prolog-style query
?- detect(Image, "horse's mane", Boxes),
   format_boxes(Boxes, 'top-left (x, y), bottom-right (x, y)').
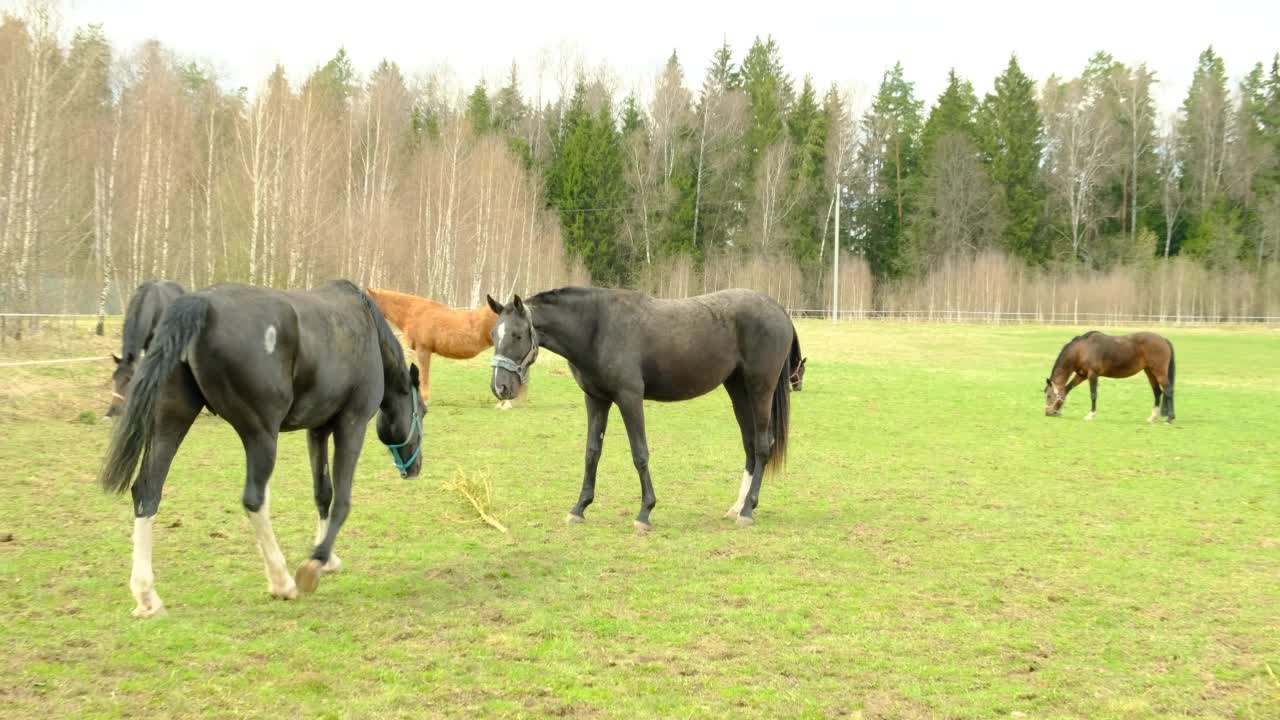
top-left (528, 286), bottom-right (604, 305)
top-left (1052, 330), bottom-right (1100, 372)
top-left (339, 281), bottom-right (409, 380)
top-left (120, 282), bottom-right (154, 360)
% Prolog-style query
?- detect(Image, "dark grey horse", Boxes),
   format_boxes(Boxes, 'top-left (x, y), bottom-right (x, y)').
top-left (108, 280), bottom-right (185, 417)
top-left (487, 287), bottom-right (797, 530)
top-left (98, 280), bottom-right (425, 618)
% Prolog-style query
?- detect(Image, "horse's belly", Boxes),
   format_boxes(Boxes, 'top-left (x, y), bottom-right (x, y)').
top-left (642, 354), bottom-right (736, 401)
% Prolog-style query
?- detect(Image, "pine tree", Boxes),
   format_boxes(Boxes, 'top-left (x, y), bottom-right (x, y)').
top-left (920, 69), bottom-right (978, 164)
top-left (493, 63), bottom-right (525, 134)
top-left (466, 82), bottom-right (492, 134)
top-left (739, 36), bottom-right (793, 174)
top-left (1180, 47), bottom-right (1231, 212)
top-left (855, 62), bottom-right (923, 277)
top-left (785, 77), bottom-right (828, 263)
top-left (545, 82), bottom-right (628, 285)
top-left (621, 93), bottom-right (644, 134)
top-left (976, 55), bottom-right (1046, 263)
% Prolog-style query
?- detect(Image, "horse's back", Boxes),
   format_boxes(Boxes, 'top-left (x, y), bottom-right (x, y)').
top-left (627, 289), bottom-right (793, 399)
top-left (190, 283), bottom-right (382, 429)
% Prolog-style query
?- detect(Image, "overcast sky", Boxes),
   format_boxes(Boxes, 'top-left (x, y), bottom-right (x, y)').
top-left (53, 0), bottom-right (1280, 120)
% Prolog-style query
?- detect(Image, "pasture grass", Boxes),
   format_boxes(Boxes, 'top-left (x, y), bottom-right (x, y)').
top-left (1, 319), bottom-right (1277, 718)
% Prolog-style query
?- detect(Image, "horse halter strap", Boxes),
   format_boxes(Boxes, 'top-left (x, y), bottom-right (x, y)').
top-left (383, 405), bottom-right (422, 478)
top-left (490, 315), bottom-right (539, 384)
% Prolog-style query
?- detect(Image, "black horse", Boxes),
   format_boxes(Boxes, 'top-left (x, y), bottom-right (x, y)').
top-left (108, 280), bottom-right (185, 417)
top-left (98, 280), bottom-right (425, 618)
top-left (487, 287), bottom-right (796, 530)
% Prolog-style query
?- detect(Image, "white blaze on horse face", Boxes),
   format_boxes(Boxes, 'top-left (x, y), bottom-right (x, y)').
top-left (246, 487), bottom-right (297, 599)
top-left (264, 325), bottom-right (277, 354)
top-left (130, 515), bottom-right (163, 617)
top-left (496, 322), bottom-right (506, 346)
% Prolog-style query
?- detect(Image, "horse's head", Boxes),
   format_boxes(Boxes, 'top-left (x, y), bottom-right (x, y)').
top-left (487, 293), bottom-right (538, 402)
top-left (106, 353), bottom-right (133, 418)
top-left (1044, 377), bottom-right (1065, 416)
top-left (790, 356), bottom-right (807, 392)
top-left (378, 363), bottom-right (426, 479)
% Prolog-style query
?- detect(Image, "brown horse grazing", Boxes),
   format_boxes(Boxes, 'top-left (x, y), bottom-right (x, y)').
top-left (1044, 330), bottom-right (1176, 422)
top-left (365, 287), bottom-right (521, 409)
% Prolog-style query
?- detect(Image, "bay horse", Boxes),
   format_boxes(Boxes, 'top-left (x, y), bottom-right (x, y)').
top-left (487, 287), bottom-right (798, 530)
top-left (366, 287), bottom-right (522, 409)
top-left (107, 280), bottom-right (185, 418)
top-left (98, 280), bottom-right (425, 618)
top-left (1044, 330), bottom-right (1176, 422)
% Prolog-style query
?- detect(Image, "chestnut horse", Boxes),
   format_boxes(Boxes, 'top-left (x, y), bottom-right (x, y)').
top-left (1044, 330), bottom-right (1176, 422)
top-left (366, 287), bottom-right (521, 409)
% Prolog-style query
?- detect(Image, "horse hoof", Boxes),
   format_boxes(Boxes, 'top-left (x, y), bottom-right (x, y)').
top-left (633, 520), bottom-right (652, 533)
top-left (565, 513), bottom-right (585, 524)
top-left (321, 554), bottom-right (343, 575)
top-left (1083, 413), bottom-right (1095, 421)
top-left (724, 507), bottom-right (743, 519)
top-left (735, 515), bottom-right (755, 528)
top-left (294, 560), bottom-right (322, 595)
top-left (130, 596), bottom-right (165, 619)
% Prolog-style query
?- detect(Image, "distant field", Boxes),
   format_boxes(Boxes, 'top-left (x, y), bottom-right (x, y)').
top-left (1, 319), bottom-right (1277, 719)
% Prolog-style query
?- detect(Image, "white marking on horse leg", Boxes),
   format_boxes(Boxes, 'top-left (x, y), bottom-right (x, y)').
top-left (313, 517), bottom-right (342, 574)
top-left (1148, 406), bottom-right (1160, 423)
top-left (726, 470), bottom-right (753, 518)
top-left (1084, 411), bottom-right (1096, 421)
top-left (264, 325), bottom-right (277, 354)
top-left (130, 516), bottom-right (164, 618)
top-left (246, 488), bottom-right (297, 599)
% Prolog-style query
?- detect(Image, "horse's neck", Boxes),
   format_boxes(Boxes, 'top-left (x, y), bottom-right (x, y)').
top-left (529, 300), bottom-right (591, 361)
top-left (370, 290), bottom-right (422, 331)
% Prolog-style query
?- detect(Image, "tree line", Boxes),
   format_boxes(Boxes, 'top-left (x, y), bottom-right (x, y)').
top-left (2, 3), bottom-right (1279, 323)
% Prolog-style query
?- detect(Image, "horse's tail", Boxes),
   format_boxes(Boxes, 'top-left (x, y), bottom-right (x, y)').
top-left (1165, 338), bottom-right (1176, 420)
top-left (768, 326), bottom-right (794, 475)
top-left (98, 294), bottom-right (210, 495)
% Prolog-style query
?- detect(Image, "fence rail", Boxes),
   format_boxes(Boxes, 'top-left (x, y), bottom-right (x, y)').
top-left (4, 309), bottom-right (1280, 328)
top-left (786, 308), bottom-right (1280, 325)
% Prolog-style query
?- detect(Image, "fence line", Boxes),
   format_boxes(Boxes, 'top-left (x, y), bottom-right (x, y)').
top-left (4, 310), bottom-right (1280, 327)
top-left (0, 356), bottom-right (112, 368)
top-left (786, 309), bottom-right (1280, 325)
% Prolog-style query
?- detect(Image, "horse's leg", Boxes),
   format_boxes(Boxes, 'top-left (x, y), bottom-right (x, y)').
top-left (724, 373), bottom-right (756, 519)
top-left (306, 427), bottom-right (341, 575)
top-left (1144, 369), bottom-right (1162, 423)
top-left (615, 392), bottom-right (656, 531)
top-left (296, 422), bottom-right (363, 594)
top-left (736, 375), bottom-right (777, 528)
top-left (1084, 372), bottom-right (1099, 421)
top-left (567, 393), bottom-right (611, 523)
top-left (240, 429), bottom-right (296, 600)
top-left (128, 390), bottom-right (200, 618)
top-left (416, 349), bottom-right (433, 409)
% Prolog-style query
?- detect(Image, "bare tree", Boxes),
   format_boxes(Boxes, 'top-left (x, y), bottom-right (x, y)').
top-left (1043, 74), bottom-right (1115, 261)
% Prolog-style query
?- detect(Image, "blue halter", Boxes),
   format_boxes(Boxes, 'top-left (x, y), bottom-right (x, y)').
top-left (383, 408), bottom-right (422, 478)
top-left (490, 316), bottom-right (539, 385)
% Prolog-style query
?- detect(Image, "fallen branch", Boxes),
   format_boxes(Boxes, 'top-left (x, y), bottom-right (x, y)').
top-left (442, 466), bottom-right (508, 533)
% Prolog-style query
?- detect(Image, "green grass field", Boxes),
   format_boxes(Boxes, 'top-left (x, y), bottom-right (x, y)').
top-left (2, 319), bottom-right (1277, 719)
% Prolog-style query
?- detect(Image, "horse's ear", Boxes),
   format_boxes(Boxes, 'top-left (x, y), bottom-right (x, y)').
top-left (512, 294), bottom-right (525, 314)
top-left (486, 294), bottom-right (503, 315)
top-left (801, 357), bottom-right (807, 365)
top-left (409, 363), bottom-right (420, 388)
top-left (111, 353), bottom-right (121, 365)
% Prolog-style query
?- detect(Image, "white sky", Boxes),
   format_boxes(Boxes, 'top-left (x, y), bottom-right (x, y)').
top-left (47, 0), bottom-right (1280, 120)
